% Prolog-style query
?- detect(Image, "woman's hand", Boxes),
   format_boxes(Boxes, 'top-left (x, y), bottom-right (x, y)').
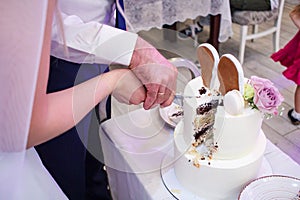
top-left (112, 69), bottom-right (146, 105)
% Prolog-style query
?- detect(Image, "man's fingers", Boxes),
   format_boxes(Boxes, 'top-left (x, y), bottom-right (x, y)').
top-left (143, 84), bottom-right (159, 110)
top-left (160, 91), bottom-right (175, 108)
top-left (143, 83), bottom-right (176, 109)
top-left (156, 86), bottom-right (167, 104)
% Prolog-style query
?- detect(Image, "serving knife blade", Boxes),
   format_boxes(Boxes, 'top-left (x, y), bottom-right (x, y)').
top-left (174, 93), bottom-right (223, 106)
top-left (174, 94), bottom-right (201, 99)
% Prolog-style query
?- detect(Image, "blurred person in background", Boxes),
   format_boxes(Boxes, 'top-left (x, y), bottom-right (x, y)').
top-left (271, 4), bottom-right (300, 126)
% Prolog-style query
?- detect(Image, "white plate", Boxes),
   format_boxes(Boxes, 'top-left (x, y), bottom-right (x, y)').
top-left (239, 175), bottom-right (300, 200)
top-left (161, 156), bottom-right (273, 200)
top-left (159, 103), bottom-right (183, 128)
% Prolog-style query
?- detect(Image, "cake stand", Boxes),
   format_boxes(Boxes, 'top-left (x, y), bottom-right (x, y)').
top-left (160, 149), bottom-right (273, 200)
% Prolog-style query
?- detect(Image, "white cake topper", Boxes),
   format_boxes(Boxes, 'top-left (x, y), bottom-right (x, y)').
top-left (197, 43), bottom-right (220, 91)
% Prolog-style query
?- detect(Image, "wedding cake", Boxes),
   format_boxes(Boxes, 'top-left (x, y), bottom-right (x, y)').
top-left (172, 50), bottom-right (283, 199)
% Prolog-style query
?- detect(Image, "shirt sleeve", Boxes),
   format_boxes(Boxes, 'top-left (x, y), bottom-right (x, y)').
top-left (51, 11), bottom-right (138, 66)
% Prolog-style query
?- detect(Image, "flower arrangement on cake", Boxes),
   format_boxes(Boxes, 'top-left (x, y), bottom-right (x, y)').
top-left (243, 76), bottom-right (284, 117)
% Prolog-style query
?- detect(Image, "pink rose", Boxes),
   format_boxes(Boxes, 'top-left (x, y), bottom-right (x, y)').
top-left (250, 76), bottom-right (284, 115)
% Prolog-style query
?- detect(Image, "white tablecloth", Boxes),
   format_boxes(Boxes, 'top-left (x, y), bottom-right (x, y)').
top-left (100, 107), bottom-right (300, 200)
top-left (123, 0), bottom-right (233, 42)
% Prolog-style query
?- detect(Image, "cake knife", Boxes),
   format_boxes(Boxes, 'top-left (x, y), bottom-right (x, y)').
top-left (174, 93), bottom-right (223, 106)
top-left (174, 93), bottom-right (222, 99)
top-left (174, 93), bottom-right (203, 99)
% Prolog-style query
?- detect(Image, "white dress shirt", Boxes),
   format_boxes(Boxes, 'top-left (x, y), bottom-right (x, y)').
top-left (51, 0), bottom-right (138, 66)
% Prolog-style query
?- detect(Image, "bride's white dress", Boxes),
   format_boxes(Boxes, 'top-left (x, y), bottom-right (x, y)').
top-left (0, 149), bottom-right (67, 200)
top-left (0, 1), bottom-right (67, 199)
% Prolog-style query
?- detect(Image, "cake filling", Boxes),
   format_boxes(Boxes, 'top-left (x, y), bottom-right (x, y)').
top-left (188, 96), bottom-right (221, 167)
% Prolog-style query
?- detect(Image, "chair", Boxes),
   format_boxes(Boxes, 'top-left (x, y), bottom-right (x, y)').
top-left (231, 0), bottom-right (285, 64)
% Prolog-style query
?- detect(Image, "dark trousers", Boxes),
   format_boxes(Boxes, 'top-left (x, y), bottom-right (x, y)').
top-left (35, 56), bottom-right (112, 200)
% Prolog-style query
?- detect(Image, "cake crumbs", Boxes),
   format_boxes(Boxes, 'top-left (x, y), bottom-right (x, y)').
top-left (193, 159), bottom-right (200, 168)
top-left (170, 189), bottom-right (181, 194)
top-left (187, 134), bottom-right (219, 168)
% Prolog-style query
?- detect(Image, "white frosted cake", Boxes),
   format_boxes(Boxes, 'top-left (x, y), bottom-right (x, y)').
top-left (173, 76), bottom-right (266, 199)
top-left (172, 45), bottom-right (283, 199)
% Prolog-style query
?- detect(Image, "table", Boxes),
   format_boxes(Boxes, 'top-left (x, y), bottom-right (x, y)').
top-left (100, 107), bottom-right (300, 200)
top-left (123, 0), bottom-right (233, 50)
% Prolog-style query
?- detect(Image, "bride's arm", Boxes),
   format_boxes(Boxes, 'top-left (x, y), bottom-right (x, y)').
top-left (27, 2), bottom-right (144, 148)
top-left (28, 68), bottom-right (132, 148)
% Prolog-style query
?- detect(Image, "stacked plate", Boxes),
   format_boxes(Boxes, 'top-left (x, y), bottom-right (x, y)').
top-left (239, 175), bottom-right (300, 200)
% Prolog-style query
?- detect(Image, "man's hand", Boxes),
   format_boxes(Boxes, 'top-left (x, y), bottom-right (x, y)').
top-left (129, 37), bottom-right (178, 110)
